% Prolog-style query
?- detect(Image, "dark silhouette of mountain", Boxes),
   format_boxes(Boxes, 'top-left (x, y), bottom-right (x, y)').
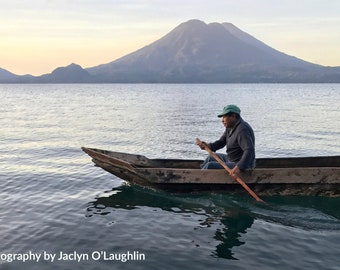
top-left (36, 63), bottom-right (92, 83)
top-left (1, 19), bottom-right (340, 83)
top-left (0, 68), bottom-right (18, 81)
top-left (0, 68), bottom-right (35, 83)
top-left (0, 63), bottom-right (91, 83)
top-left (86, 19), bottom-right (340, 83)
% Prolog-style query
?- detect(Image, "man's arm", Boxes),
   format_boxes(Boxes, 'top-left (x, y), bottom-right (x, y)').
top-left (209, 130), bottom-right (227, 152)
top-left (236, 128), bottom-right (255, 170)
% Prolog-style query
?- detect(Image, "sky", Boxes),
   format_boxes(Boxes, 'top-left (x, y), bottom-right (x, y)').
top-left (1, 0), bottom-right (339, 76)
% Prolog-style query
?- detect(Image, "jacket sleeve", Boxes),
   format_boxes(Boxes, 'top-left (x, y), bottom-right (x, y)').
top-left (209, 130), bottom-right (227, 152)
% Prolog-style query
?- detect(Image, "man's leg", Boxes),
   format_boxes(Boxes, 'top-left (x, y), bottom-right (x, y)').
top-left (201, 153), bottom-right (235, 169)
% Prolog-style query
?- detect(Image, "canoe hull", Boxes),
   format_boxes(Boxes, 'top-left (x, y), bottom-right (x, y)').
top-left (83, 147), bottom-right (340, 197)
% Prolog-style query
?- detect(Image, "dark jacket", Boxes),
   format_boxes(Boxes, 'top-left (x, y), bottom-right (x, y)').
top-left (209, 118), bottom-right (255, 170)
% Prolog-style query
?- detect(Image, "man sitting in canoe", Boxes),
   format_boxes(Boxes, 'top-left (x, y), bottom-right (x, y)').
top-left (197, 104), bottom-right (255, 178)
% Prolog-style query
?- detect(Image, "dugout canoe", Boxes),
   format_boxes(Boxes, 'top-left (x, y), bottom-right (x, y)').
top-left (81, 147), bottom-right (340, 197)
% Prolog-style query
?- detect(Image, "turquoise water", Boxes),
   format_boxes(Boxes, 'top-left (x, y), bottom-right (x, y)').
top-left (0, 84), bottom-right (340, 269)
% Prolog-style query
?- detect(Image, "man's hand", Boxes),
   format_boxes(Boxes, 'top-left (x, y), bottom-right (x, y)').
top-left (230, 165), bottom-right (240, 178)
top-left (196, 140), bottom-right (207, 150)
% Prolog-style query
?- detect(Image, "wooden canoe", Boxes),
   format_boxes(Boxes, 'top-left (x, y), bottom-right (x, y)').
top-left (81, 147), bottom-right (340, 197)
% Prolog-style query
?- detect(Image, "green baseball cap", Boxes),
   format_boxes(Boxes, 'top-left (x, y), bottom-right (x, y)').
top-left (217, 104), bottom-right (241, 117)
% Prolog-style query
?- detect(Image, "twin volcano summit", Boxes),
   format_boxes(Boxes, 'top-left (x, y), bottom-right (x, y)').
top-left (2, 19), bottom-right (340, 83)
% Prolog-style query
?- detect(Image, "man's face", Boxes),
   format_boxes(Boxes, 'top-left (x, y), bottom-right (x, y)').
top-left (222, 114), bottom-right (237, 128)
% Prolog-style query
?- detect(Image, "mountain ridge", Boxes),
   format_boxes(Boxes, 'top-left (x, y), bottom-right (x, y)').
top-left (1, 19), bottom-right (340, 83)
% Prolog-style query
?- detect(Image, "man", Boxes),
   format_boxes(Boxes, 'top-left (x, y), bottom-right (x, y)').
top-left (197, 104), bottom-right (255, 178)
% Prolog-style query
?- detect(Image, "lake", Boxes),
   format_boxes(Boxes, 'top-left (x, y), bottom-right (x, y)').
top-left (0, 83), bottom-right (339, 270)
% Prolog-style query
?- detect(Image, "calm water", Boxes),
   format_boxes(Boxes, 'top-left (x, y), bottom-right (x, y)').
top-left (0, 84), bottom-right (340, 270)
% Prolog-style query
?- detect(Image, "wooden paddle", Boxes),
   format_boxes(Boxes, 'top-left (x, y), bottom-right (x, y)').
top-left (196, 138), bottom-right (264, 203)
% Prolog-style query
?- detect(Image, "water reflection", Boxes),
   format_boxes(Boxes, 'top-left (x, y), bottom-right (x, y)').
top-left (213, 208), bottom-right (254, 259)
top-left (86, 185), bottom-right (340, 260)
top-left (86, 185), bottom-right (255, 260)
top-left (252, 196), bottom-right (340, 231)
